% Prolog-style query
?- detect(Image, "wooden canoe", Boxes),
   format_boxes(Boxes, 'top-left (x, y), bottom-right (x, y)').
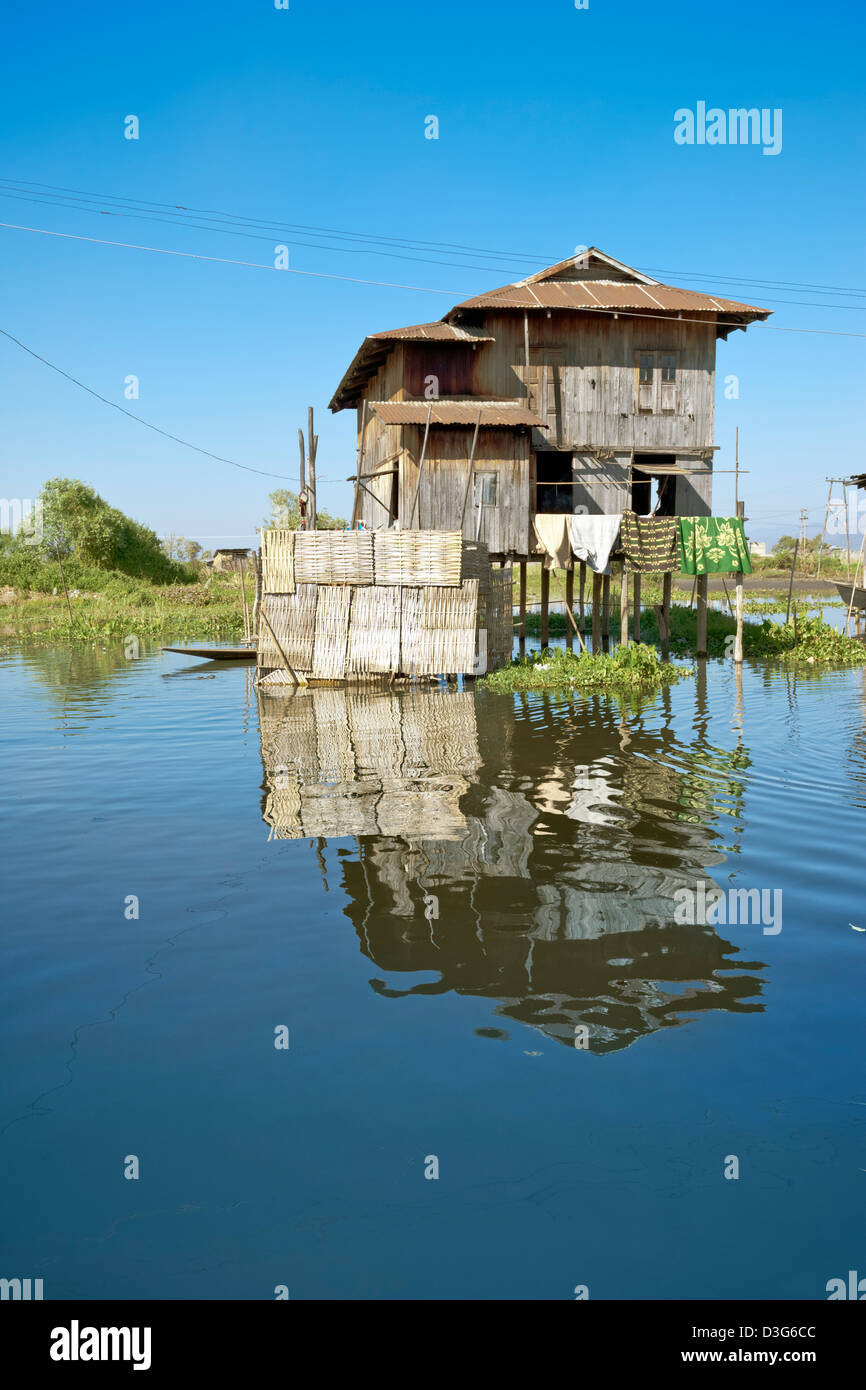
top-left (163, 646), bottom-right (257, 661)
top-left (833, 582), bottom-right (866, 611)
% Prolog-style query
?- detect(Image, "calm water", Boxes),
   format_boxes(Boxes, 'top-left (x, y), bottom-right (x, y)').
top-left (1, 640), bottom-right (864, 1300)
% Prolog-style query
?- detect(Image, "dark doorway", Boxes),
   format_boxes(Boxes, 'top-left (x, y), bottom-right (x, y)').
top-left (535, 451), bottom-right (573, 513)
top-left (632, 454), bottom-right (678, 515)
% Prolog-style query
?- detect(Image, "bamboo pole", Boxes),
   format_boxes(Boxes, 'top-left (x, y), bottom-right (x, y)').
top-left (307, 407), bottom-right (318, 531)
top-left (518, 561), bottom-right (527, 650)
top-left (350, 401), bottom-right (368, 530)
top-left (592, 572), bottom-right (602, 653)
top-left (845, 527), bottom-right (866, 634)
top-left (602, 572), bottom-right (611, 651)
top-left (550, 569), bottom-right (587, 652)
top-left (458, 410), bottom-right (482, 533)
top-left (252, 548), bottom-right (263, 639)
top-left (297, 429), bottom-right (306, 529)
top-left (696, 574), bottom-right (708, 656)
top-left (785, 540), bottom-right (799, 623)
top-left (565, 567), bottom-right (574, 651)
top-left (633, 573), bottom-right (642, 642)
top-left (620, 563), bottom-right (629, 646)
top-left (239, 559), bottom-right (251, 644)
top-left (540, 565), bottom-right (550, 648)
top-left (259, 607), bottom-right (301, 687)
top-left (578, 560), bottom-right (586, 633)
top-left (55, 541), bottom-right (74, 623)
top-left (408, 401), bottom-right (434, 528)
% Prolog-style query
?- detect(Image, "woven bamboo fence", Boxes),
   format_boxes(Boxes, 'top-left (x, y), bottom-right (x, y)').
top-left (258, 686), bottom-right (480, 839)
top-left (294, 530), bottom-right (374, 585)
top-left (261, 529), bottom-right (296, 594)
top-left (346, 586), bottom-right (401, 674)
top-left (256, 531), bottom-right (510, 681)
top-left (311, 586), bottom-right (353, 679)
top-left (486, 568), bottom-right (514, 671)
top-left (373, 529), bottom-right (462, 587)
top-left (258, 588), bottom-right (317, 670)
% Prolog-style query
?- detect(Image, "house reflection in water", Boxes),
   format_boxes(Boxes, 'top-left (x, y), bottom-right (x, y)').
top-left (258, 684), bottom-right (765, 1053)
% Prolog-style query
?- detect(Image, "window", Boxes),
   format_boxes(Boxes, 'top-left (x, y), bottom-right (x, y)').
top-left (474, 471), bottom-right (498, 506)
top-left (634, 351), bottom-right (679, 413)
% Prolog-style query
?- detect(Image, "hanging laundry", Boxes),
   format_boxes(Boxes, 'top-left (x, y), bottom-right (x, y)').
top-left (568, 514), bottom-right (621, 575)
top-left (533, 514), bottom-right (572, 570)
top-left (679, 517), bottom-right (752, 575)
top-left (620, 512), bottom-right (679, 572)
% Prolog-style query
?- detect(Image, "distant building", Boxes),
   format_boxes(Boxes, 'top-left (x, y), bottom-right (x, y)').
top-left (211, 547), bottom-right (252, 572)
top-left (748, 541), bottom-right (767, 558)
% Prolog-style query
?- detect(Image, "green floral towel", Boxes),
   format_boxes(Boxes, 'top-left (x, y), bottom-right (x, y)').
top-left (679, 517), bottom-right (752, 575)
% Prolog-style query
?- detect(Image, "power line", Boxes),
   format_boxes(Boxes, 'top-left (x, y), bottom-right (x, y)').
top-left (0, 324), bottom-right (296, 480)
top-left (1, 175), bottom-right (865, 302)
top-left (3, 220), bottom-right (866, 337)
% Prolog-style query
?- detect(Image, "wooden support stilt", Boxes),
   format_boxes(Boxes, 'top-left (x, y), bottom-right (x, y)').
top-left (592, 572), bottom-right (602, 654)
top-left (620, 563), bottom-right (629, 646)
top-left (540, 565), bottom-right (550, 649)
top-left (578, 560), bottom-right (586, 633)
top-left (601, 573), bottom-right (611, 651)
top-left (633, 573), bottom-right (642, 642)
top-left (696, 574), bottom-right (708, 656)
top-left (565, 567), bottom-right (575, 651)
top-left (518, 561), bottom-right (527, 652)
top-left (661, 571), bottom-right (672, 654)
top-left (734, 500), bottom-right (745, 663)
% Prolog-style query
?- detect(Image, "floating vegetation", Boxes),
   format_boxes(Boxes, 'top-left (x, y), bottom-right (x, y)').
top-left (479, 642), bottom-right (693, 694)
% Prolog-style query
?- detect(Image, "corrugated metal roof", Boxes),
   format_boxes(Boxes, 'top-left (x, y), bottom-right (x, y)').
top-left (451, 279), bottom-right (769, 318)
top-left (370, 322), bottom-right (493, 343)
top-left (329, 323), bottom-right (492, 411)
top-left (370, 400), bottom-right (544, 427)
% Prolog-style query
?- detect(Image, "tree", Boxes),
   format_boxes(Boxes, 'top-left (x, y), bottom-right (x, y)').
top-left (37, 477), bottom-right (190, 582)
top-left (162, 534), bottom-right (202, 564)
top-left (264, 488), bottom-right (347, 531)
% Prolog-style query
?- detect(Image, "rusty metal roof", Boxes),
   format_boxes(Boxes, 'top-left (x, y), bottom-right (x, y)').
top-left (370, 400), bottom-right (544, 428)
top-left (450, 279), bottom-right (769, 318)
top-left (371, 321), bottom-right (492, 343)
top-left (329, 322), bottom-right (492, 411)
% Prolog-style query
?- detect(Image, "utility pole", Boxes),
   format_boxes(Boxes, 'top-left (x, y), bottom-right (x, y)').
top-left (297, 408), bottom-right (318, 530)
top-left (799, 508), bottom-right (809, 575)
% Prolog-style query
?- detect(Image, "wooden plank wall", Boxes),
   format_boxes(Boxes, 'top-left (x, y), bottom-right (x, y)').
top-left (399, 426), bottom-right (530, 555)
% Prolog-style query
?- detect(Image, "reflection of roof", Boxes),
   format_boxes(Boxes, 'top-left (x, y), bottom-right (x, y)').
top-left (370, 400), bottom-right (543, 427)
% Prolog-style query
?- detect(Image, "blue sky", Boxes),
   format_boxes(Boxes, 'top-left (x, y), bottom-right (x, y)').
top-left (1, 0), bottom-right (864, 547)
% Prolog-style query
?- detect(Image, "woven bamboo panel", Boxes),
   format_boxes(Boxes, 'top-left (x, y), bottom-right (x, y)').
top-left (374, 529), bottom-right (463, 587)
top-left (258, 685), bottom-right (482, 840)
top-left (258, 587), bottom-right (317, 672)
top-left (487, 567), bottom-right (513, 672)
top-left (400, 689), bottom-right (482, 776)
top-left (376, 776), bottom-right (470, 840)
top-left (261, 528), bottom-right (296, 594)
top-left (346, 692), bottom-right (406, 778)
top-left (294, 530), bottom-right (374, 586)
top-left (346, 585), bottom-right (401, 674)
top-left (398, 587), bottom-right (428, 675)
top-left (311, 587), bottom-right (352, 680)
top-left (311, 686), bottom-right (356, 783)
top-left (461, 539), bottom-right (491, 596)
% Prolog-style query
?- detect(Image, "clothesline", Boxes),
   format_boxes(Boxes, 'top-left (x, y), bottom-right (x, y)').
top-left (532, 512), bottom-right (752, 577)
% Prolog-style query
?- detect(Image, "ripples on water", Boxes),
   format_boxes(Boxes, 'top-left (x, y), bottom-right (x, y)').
top-left (1, 641), bottom-right (864, 1299)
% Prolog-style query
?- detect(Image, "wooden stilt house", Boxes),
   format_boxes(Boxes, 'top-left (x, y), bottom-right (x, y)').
top-left (329, 248), bottom-right (770, 559)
